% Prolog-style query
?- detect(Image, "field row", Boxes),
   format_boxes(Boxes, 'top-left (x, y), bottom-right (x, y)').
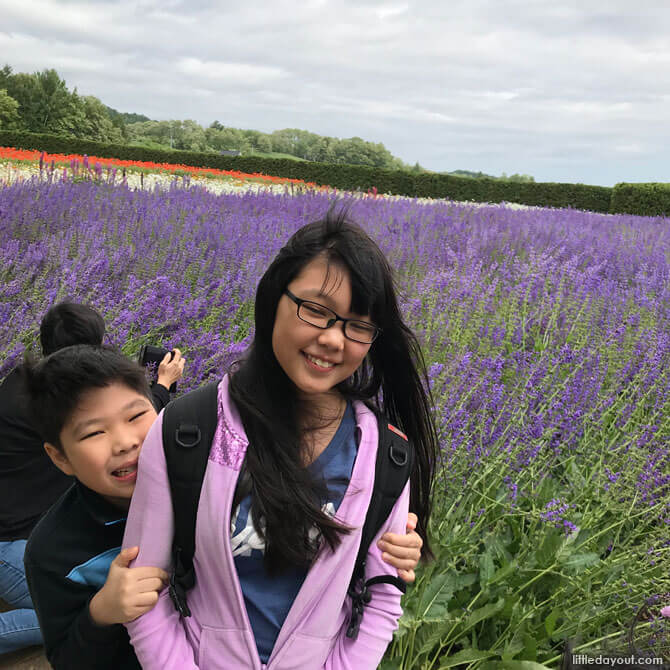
top-left (1, 178), bottom-right (668, 667)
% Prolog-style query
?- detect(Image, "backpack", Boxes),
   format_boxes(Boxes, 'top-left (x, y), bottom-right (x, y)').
top-left (162, 381), bottom-right (413, 640)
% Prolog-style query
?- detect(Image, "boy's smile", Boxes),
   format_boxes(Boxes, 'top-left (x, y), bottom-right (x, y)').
top-left (44, 382), bottom-right (158, 509)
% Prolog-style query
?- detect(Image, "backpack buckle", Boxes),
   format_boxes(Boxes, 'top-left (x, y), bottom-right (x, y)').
top-left (389, 443), bottom-right (408, 467)
top-left (168, 571), bottom-right (192, 617)
top-left (346, 582), bottom-right (371, 640)
top-left (175, 423), bottom-right (201, 449)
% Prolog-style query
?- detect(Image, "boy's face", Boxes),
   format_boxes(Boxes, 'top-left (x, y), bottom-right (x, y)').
top-left (45, 382), bottom-right (157, 509)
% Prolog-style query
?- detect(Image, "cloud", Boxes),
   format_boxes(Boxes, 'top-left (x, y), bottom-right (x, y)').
top-left (1, 0), bottom-right (670, 184)
top-left (175, 58), bottom-right (287, 84)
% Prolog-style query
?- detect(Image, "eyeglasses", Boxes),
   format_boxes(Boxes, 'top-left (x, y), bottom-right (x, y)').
top-left (284, 289), bottom-right (381, 344)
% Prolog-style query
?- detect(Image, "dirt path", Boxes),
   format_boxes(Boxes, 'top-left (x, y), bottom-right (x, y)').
top-left (0, 647), bottom-right (50, 670)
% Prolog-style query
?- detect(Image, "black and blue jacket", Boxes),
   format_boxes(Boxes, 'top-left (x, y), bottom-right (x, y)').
top-left (24, 481), bottom-right (139, 670)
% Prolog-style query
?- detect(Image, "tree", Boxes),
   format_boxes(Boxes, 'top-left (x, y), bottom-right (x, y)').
top-left (0, 64), bottom-right (13, 91)
top-left (5, 69), bottom-right (78, 134)
top-left (76, 96), bottom-right (124, 143)
top-left (255, 134), bottom-right (272, 153)
top-left (105, 106), bottom-right (149, 125)
top-left (175, 120), bottom-right (208, 152)
top-left (0, 89), bottom-right (21, 129)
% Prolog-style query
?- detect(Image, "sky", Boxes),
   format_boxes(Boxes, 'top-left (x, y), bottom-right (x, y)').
top-left (1, 0), bottom-right (670, 186)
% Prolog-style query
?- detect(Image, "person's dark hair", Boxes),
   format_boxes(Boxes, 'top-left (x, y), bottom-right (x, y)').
top-left (40, 302), bottom-right (106, 356)
top-left (229, 205), bottom-right (439, 572)
top-left (22, 345), bottom-right (152, 451)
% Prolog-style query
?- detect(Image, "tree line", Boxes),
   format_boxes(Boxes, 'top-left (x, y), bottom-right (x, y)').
top-left (0, 65), bottom-right (410, 169)
top-left (0, 65), bottom-right (126, 144)
top-left (0, 64), bottom-right (533, 180)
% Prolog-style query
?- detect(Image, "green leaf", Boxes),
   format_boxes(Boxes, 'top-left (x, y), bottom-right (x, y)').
top-left (417, 620), bottom-right (450, 655)
top-left (437, 649), bottom-right (498, 668)
top-left (544, 606), bottom-right (560, 637)
top-left (502, 639), bottom-right (525, 663)
top-left (418, 572), bottom-right (458, 621)
top-left (489, 559), bottom-right (518, 586)
top-left (567, 460), bottom-right (586, 488)
top-left (536, 530), bottom-right (563, 567)
top-left (378, 658), bottom-right (402, 670)
top-left (456, 573), bottom-right (479, 589)
top-left (500, 662), bottom-right (553, 670)
top-left (479, 548), bottom-right (496, 584)
top-left (466, 598), bottom-right (505, 628)
top-left (500, 593), bottom-right (521, 622)
top-left (502, 619), bottom-right (527, 662)
top-left (560, 552), bottom-right (600, 572)
top-left (522, 633), bottom-right (537, 661)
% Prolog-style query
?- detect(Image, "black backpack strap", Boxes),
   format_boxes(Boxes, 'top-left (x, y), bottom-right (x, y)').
top-left (346, 415), bottom-right (414, 640)
top-left (162, 380), bottom-right (220, 617)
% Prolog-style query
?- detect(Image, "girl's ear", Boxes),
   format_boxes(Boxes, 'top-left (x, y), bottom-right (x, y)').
top-left (44, 443), bottom-right (75, 476)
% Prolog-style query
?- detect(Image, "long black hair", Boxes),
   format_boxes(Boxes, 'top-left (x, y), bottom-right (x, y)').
top-left (229, 206), bottom-right (438, 572)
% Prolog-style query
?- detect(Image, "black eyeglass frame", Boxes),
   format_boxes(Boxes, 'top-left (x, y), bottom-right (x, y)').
top-left (283, 289), bottom-right (382, 344)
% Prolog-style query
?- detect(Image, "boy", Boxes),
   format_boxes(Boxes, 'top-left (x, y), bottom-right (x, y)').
top-left (23, 345), bottom-right (422, 669)
top-left (0, 302), bottom-right (183, 657)
top-left (22, 345), bottom-right (166, 669)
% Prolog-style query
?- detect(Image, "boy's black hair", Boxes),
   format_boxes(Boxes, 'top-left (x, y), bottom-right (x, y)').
top-left (40, 302), bottom-right (106, 356)
top-left (22, 345), bottom-right (152, 451)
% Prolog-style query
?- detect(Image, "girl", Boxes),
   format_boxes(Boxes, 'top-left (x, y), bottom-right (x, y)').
top-left (123, 208), bottom-right (438, 669)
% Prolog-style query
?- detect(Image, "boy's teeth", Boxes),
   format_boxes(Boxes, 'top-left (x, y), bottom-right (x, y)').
top-left (113, 465), bottom-right (137, 476)
top-left (306, 354), bottom-right (334, 368)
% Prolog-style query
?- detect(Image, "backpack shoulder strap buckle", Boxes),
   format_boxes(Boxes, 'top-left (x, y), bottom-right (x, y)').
top-left (168, 571), bottom-right (191, 617)
top-left (175, 423), bottom-right (201, 449)
top-left (345, 583), bottom-right (371, 639)
top-left (389, 442), bottom-right (408, 466)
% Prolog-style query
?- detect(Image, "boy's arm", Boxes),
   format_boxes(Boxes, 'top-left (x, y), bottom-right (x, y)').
top-left (24, 557), bottom-right (133, 670)
top-left (379, 512), bottom-right (423, 583)
top-left (323, 481), bottom-right (410, 670)
top-left (89, 546), bottom-right (169, 626)
top-left (122, 410), bottom-right (200, 670)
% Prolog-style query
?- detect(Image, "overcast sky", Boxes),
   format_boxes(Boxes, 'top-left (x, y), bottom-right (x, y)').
top-left (2, 0), bottom-right (670, 186)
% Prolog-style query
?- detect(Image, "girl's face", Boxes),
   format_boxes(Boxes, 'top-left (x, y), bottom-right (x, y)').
top-left (272, 256), bottom-right (373, 403)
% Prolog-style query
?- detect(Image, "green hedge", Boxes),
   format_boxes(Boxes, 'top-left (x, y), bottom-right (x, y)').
top-left (0, 130), bottom-right (613, 212)
top-left (412, 172), bottom-right (612, 212)
top-left (610, 182), bottom-right (670, 217)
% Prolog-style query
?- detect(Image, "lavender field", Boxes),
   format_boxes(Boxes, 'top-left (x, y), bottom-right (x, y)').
top-left (1, 178), bottom-right (669, 668)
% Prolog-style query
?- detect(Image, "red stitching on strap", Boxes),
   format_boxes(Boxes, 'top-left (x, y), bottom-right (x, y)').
top-left (387, 423), bottom-right (408, 441)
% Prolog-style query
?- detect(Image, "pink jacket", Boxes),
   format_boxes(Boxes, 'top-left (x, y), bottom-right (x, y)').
top-left (123, 376), bottom-right (409, 669)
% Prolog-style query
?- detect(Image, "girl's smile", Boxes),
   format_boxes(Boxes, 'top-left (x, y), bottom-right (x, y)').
top-left (272, 255), bottom-right (373, 406)
top-left (303, 351), bottom-right (339, 370)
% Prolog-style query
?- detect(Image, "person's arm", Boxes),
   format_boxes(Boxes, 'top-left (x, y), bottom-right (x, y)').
top-left (24, 557), bottom-right (131, 670)
top-left (150, 349), bottom-right (185, 410)
top-left (379, 512), bottom-right (423, 583)
top-left (323, 481), bottom-right (410, 670)
top-left (150, 382), bottom-right (170, 411)
top-left (122, 411), bottom-right (200, 670)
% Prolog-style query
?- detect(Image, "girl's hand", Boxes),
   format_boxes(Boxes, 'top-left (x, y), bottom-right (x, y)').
top-left (88, 546), bottom-right (169, 625)
top-left (377, 512), bottom-right (423, 583)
